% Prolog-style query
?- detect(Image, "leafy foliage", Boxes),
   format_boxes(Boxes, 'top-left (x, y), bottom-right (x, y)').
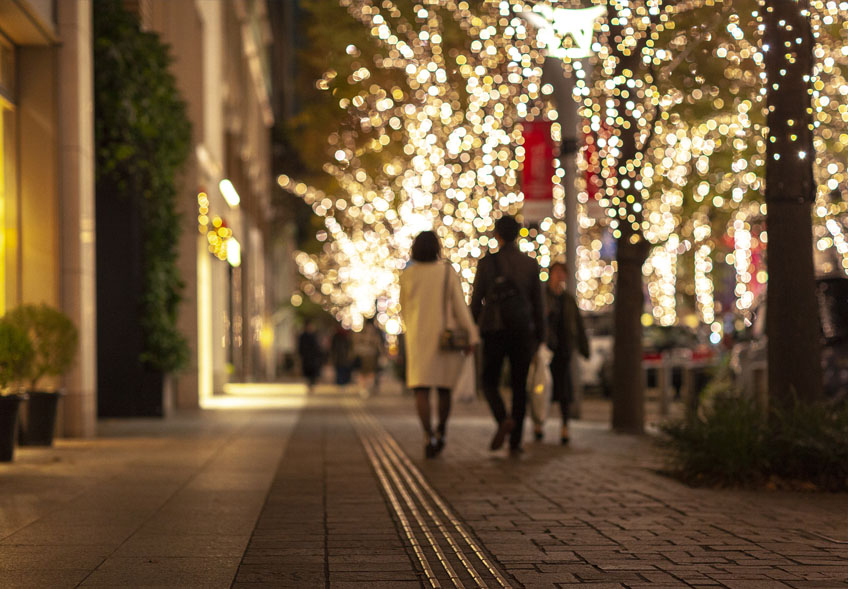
top-left (767, 401), bottom-right (848, 491)
top-left (661, 395), bottom-right (768, 487)
top-left (3, 304), bottom-right (79, 390)
top-left (93, 0), bottom-right (191, 372)
top-left (661, 395), bottom-right (848, 491)
top-left (0, 321), bottom-right (34, 392)
top-left (283, 1), bottom-right (543, 328)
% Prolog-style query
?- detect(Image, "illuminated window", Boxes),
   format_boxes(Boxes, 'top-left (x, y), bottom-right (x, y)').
top-left (0, 39), bottom-right (14, 315)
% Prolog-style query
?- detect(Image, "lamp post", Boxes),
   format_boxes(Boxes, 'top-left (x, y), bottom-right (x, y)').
top-left (523, 4), bottom-right (605, 418)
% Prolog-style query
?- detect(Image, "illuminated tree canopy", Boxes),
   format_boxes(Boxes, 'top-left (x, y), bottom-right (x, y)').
top-left (279, 0), bottom-right (848, 339)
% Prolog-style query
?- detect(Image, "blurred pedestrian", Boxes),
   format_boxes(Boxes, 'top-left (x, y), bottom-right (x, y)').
top-left (471, 215), bottom-right (546, 455)
top-left (298, 319), bottom-right (324, 392)
top-left (400, 230), bottom-right (479, 458)
top-left (537, 262), bottom-right (589, 444)
top-left (353, 317), bottom-right (384, 397)
top-left (330, 326), bottom-right (354, 386)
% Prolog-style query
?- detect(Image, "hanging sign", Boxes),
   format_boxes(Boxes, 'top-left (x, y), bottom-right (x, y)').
top-left (522, 120), bottom-right (554, 222)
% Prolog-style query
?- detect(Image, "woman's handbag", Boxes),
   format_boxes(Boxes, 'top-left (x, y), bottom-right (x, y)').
top-left (439, 263), bottom-right (470, 351)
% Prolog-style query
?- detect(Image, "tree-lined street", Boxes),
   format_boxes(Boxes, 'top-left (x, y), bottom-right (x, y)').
top-left (2, 1), bottom-right (847, 586)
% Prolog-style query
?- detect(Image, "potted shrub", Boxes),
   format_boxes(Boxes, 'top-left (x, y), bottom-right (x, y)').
top-left (4, 304), bottom-right (78, 446)
top-left (0, 320), bottom-right (33, 461)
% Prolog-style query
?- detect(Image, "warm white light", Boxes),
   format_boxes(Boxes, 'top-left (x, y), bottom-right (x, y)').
top-left (219, 179), bottom-right (241, 208)
top-left (523, 5), bottom-right (606, 60)
top-left (227, 237), bottom-right (241, 267)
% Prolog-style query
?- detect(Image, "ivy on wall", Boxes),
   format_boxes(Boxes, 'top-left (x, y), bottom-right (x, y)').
top-left (93, 0), bottom-right (191, 373)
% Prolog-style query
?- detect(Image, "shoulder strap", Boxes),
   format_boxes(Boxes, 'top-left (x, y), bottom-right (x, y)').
top-left (442, 262), bottom-right (450, 331)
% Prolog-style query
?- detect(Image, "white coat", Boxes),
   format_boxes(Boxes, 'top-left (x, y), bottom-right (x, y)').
top-left (399, 260), bottom-right (480, 389)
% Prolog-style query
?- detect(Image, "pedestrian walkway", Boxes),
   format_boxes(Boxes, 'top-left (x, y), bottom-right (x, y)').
top-left (0, 403), bottom-right (301, 588)
top-left (1, 387), bottom-right (846, 588)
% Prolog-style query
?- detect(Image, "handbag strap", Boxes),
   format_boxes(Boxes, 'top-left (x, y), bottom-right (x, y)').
top-left (442, 262), bottom-right (450, 332)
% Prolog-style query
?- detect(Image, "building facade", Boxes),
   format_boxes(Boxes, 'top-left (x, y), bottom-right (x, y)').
top-left (136, 0), bottom-right (277, 408)
top-left (0, 0), bottom-right (279, 436)
top-left (0, 1), bottom-right (98, 436)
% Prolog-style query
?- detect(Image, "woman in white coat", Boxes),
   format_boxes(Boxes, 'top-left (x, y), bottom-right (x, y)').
top-left (399, 231), bottom-right (479, 458)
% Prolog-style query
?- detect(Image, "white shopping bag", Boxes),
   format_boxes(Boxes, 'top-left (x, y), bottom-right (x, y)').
top-left (527, 345), bottom-right (553, 425)
top-left (454, 353), bottom-right (477, 403)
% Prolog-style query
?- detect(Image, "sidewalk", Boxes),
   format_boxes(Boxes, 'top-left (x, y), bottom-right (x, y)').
top-left (1, 386), bottom-right (846, 588)
top-left (0, 403), bottom-right (301, 587)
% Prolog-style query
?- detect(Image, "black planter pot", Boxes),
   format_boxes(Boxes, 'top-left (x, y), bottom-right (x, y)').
top-left (0, 394), bottom-right (26, 462)
top-left (19, 391), bottom-right (62, 446)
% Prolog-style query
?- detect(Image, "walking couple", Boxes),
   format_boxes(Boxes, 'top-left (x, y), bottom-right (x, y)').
top-left (400, 215), bottom-right (588, 458)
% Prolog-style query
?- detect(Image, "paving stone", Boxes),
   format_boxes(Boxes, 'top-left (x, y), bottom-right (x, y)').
top-left (80, 556), bottom-right (242, 587)
top-left (0, 568), bottom-right (91, 589)
top-left (370, 395), bottom-right (848, 589)
top-left (0, 544), bottom-right (110, 570)
top-left (331, 582), bottom-right (422, 589)
top-left (0, 408), bottom-right (295, 587)
top-left (233, 401), bottom-right (420, 587)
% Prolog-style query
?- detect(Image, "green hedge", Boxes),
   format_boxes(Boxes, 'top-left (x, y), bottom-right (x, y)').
top-left (93, 0), bottom-right (191, 372)
top-left (661, 396), bottom-right (848, 491)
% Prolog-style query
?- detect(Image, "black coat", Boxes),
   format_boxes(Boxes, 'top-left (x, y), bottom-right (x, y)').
top-left (470, 242), bottom-right (546, 344)
top-left (546, 288), bottom-right (590, 360)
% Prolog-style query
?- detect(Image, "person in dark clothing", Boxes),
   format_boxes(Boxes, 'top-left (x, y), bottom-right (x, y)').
top-left (298, 319), bottom-right (324, 392)
top-left (330, 327), bottom-right (354, 386)
top-left (538, 262), bottom-right (590, 444)
top-left (470, 215), bottom-right (546, 454)
top-left (353, 317), bottom-right (385, 397)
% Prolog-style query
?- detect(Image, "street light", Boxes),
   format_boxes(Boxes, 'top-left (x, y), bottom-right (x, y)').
top-left (521, 3), bottom-right (606, 421)
top-left (219, 178), bottom-right (241, 208)
top-left (522, 5), bottom-right (606, 60)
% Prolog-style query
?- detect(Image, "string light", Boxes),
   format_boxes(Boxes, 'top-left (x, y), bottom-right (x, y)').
top-left (197, 192), bottom-right (236, 264)
top-left (281, 0), bottom-right (848, 334)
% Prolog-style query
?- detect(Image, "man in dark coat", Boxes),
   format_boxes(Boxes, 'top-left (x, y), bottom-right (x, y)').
top-left (471, 215), bottom-right (546, 454)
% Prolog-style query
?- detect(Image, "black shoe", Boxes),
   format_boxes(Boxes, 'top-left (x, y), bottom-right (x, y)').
top-left (434, 436), bottom-right (445, 456)
top-left (561, 436), bottom-right (570, 445)
top-left (533, 429), bottom-right (543, 442)
top-left (490, 418), bottom-right (514, 451)
top-left (425, 437), bottom-right (439, 459)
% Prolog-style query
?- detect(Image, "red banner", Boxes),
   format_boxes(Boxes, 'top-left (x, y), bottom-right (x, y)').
top-left (521, 121), bottom-right (554, 222)
top-left (521, 121), bottom-right (554, 201)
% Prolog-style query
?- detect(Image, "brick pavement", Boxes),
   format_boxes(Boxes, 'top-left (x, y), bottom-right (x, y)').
top-left (370, 396), bottom-right (848, 588)
top-left (1, 388), bottom-right (846, 588)
top-left (232, 391), bottom-right (847, 588)
top-left (233, 400), bottom-right (422, 588)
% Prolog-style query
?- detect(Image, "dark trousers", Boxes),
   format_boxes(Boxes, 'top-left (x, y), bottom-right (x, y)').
top-left (481, 331), bottom-right (534, 449)
top-left (335, 365), bottom-right (352, 385)
top-left (550, 351), bottom-right (573, 422)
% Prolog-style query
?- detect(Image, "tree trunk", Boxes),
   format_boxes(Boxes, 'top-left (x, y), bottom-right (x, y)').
top-left (612, 227), bottom-right (650, 433)
top-left (603, 0), bottom-right (656, 433)
top-left (764, 0), bottom-right (823, 405)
